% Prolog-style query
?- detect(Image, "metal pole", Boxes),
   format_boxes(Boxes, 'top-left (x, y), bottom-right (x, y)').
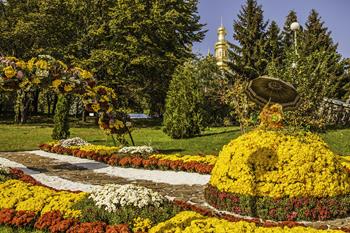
top-left (294, 30), bottom-right (298, 56)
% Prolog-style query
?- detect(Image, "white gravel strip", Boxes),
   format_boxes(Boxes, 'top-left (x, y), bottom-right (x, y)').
top-left (28, 150), bottom-right (211, 186)
top-left (0, 157), bottom-right (98, 192)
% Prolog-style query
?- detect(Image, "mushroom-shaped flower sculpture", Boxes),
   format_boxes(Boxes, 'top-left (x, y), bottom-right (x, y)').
top-left (245, 76), bottom-right (301, 111)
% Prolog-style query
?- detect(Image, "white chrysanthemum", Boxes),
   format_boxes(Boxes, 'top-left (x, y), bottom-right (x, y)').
top-left (0, 164), bottom-right (9, 173)
top-left (118, 146), bottom-right (154, 155)
top-left (60, 137), bottom-right (90, 148)
top-left (89, 184), bottom-right (164, 212)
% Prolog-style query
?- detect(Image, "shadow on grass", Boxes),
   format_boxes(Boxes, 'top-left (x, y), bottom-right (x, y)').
top-left (157, 149), bottom-right (184, 154)
top-left (194, 128), bottom-right (241, 138)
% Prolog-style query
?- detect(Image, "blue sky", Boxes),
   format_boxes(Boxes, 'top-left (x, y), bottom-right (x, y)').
top-left (193, 0), bottom-right (350, 58)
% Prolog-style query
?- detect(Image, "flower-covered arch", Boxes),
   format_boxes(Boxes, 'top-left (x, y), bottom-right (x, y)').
top-left (0, 55), bottom-right (132, 144)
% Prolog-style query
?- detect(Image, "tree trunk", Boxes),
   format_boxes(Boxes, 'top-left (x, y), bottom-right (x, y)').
top-left (20, 92), bottom-right (31, 124)
top-left (47, 93), bottom-right (51, 115)
top-left (14, 90), bottom-right (23, 124)
top-left (32, 88), bottom-right (39, 115)
top-left (52, 94), bottom-right (58, 115)
top-left (82, 110), bottom-right (87, 122)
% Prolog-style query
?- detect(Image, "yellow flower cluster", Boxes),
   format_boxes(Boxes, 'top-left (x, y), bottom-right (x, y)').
top-left (73, 67), bottom-right (93, 80)
top-left (69, 144), bottom-right (120, 156)
top-left (132, 217), bottom-right (153, 233)
top-left (3, 66), bottom-right (16, 79)
top-left (149, 211), bottom-right (343, 233)
top-left (338, 155), bottom-right (350, 170)
top-left (210, 130), bottom-right (350, 198)
top-left (0, 179), bottom-right (86, 218)
top-left (150, 154), bottom-right (217, 165)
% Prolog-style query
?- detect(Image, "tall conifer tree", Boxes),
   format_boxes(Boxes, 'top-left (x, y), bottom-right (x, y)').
top-left (281, 10), bottom-right (299, 50)
top-left (265, 21), bottom-right (283, 65)
top-left (303, 9), bottom-right (337, 56)
top-left (229, 0), bottom-right (268, 80)
top-left (302, 9), bottom-right (345, 99)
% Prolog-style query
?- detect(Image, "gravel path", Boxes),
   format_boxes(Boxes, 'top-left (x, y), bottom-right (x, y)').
top-left (0, 151), bottom-right (205, 204)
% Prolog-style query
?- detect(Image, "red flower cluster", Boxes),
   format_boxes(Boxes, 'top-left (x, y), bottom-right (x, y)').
top-left (0, 209), bottom-right (131, 233)
top-left (0, 209), bottom-right (35, 227)
top-left (9, 168), bottom-right (81, 193)
top-left (35, 211), bottom-right (77, 233)
top-left (205, 184), bottom-right (350, 223)
top-left (39, 144), bottom-right (214, 174)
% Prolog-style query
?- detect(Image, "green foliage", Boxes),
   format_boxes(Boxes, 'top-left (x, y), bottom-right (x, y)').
top-left (51, 94), bottom-right (70, 140)
top-left (223, 75), bottom-right (257, 133)
top-left (0, 226), bottom-right (45, 233)
top-left (79, 0), bottom-right (205, 114)
top-left (303, 9), bottom-right (337, 57)
top-left (229, 0), bottom-right (268, 80)
top-left (73, 196), bottom-right (181, 226)
top-left (268, 9), bottom-right (347, 129)
top-left (195, 56), bottom-right (229, 126)
top-left (281, 10), bottom-right (299, 50)
top-left (0, 168), bottom-right (14, 183)
top-left (268, 48), bottom-right (341, 129)
top-left (265, 21), bottom-right (283, 66)
top-left (163, 61), bottom-right (206, 139)
top-left (0, 0), bottom-right (205, 114)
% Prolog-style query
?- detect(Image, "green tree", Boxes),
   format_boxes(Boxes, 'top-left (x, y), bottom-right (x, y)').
top-left (229, 0), bottom-right (268, 80)
top-left (163, 61), bottom-right (206, 139)
top-left (281, 10), bottom-right (299, 50)
top-left (265, 21), bottom-right (283, 66)
top-left (82, 0), bottom-right (205, 115)
top-left (268, 9), bottom-right (348, 128)
top-left (52, 94), bottom-right (71, 140)
top-left (195, 55), bottom-right (229, 126)
top-left (303, 9), bottom-right (337, 56)
top-left (302, 9), bottom-right (345, 99)
top-left (268, 46), bottom-right (343, 129)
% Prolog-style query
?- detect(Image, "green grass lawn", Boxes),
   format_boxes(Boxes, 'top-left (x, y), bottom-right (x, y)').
top-left (0, 122), bottom-right (349, 155)
top-left (0, 226), bottom-right (43, 233)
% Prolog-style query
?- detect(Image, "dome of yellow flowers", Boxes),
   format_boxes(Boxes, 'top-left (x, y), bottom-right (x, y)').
top-left (205, 129), bottom-right (350, 221)
top-left (209, 130), bottom-right (350, 198)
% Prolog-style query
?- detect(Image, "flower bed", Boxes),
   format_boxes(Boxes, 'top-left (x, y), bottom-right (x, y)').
top-left (205, 184), bottom-right (350, 221)
top-left (206, 129), bottom-right (350, 221)
top-left (1, 166), bottom-right (350, 232)
top-left (39, 143), bottom-right (215, 174)
top-left (0, 166), bottom-right (180, 233)
top-left (0, 179), bottom-right (86, 218)
top-left (148, 211), bottom-right (345, 233)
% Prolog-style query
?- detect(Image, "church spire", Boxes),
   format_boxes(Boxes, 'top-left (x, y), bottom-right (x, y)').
top-left (215, 19), bottom-right (229, 70)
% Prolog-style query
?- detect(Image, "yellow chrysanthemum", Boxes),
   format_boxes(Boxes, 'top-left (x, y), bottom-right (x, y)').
top-left (80, 70), bottom-right (93, 79)
top-left (3, 66), bottom-right (16, 79)
top-left (15, 60), bottom-right (26, 69)
top-left (52, 79), bottom-right (63, 88)
top-left (91, 103), bottom-right (100, 112)
top-left (149, 211), bottom-right (344, 233)
top-left (27, 58), bottom-right (36, 71)
top-left (57, 60), bottom-right (68, 70)
top-left (68, 144), bottom-right (120, 155)
top-left (133, 217), bottom-right (153, 233)
top-left (0, 179), bottom-right (86, 217)
top-left (32, 77), bottom-right (41, 84)
top-left (209, 129), bottom-right (350, 198)
top-left (35, 60), bottom-right (48, 70)
top-left (64, 84), bottom-right (73, 92)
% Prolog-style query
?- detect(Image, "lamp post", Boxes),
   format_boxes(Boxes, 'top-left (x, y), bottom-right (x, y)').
top-left (290, 22), bottom-right (300, 56)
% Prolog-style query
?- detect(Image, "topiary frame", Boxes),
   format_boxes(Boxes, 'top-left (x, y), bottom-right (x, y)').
top-left (0, 55), bottom-right (132, 143)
